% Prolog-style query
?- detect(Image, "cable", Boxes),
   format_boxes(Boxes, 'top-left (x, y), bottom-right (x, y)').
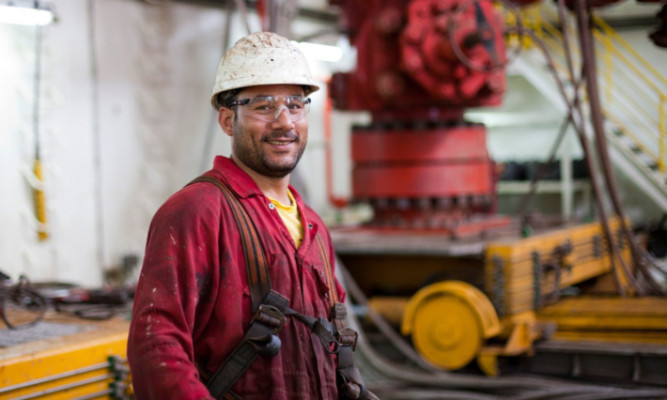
top-left (572, 0), bottom-right (665, 295)
top-left (502, 20), bottom-right (645, 296)
top-left (31, 24), bottom-right (49, 241)
top-left (200, 0), bottom-right (234, 173)
top-left (551, 0), bottom-right (640, 295)
top-left (87, 0), bottom-right (107, 276)
top-left (337, 259), bottom-right (667, 399)
top-left (514, 112), bottom-right (573, 219)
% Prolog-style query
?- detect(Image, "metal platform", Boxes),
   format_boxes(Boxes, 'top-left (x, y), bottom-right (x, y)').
top-left (331, 227), bottom-right (490, 257)
top-left (525, 296), bottom-right (667, 385)
top-left (526, 339), bottom-right (667, 386)
top-left (0, 311), bottom-right (132, 400)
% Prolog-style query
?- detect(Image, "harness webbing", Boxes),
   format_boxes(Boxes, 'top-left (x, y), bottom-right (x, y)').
top-left (316, 234), bottom-right (339, 307)
top-left (189, 175), bottom-right (270, 312)
top-left (187, 175), bottom-right (350, 399)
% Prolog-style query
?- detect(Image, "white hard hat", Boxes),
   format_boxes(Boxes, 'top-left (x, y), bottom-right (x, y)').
top-left (210, 32), bottom-right (320, 110)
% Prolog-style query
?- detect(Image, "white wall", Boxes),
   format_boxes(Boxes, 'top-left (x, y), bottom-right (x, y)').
top-left (1, 0), bottom-right (242, 285)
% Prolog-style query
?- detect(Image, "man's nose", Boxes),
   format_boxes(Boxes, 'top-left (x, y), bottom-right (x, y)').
top-left (272, 104), bottom-right (290, 121)
top-left (271, 105), bottom-right (295, 128)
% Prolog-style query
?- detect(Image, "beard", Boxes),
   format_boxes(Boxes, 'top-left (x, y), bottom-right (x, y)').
top-left (232, 120), bottom-right (306, 178)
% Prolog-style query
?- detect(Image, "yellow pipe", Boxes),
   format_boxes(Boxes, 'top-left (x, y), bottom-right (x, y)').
top-left (367, 296), bottom-right (409, 327)
top-left (33, 159), bottom-right (48, 241)
top-left (596, 33), bottom-right (663, 105)
top-left (504, 8), bottom-right (518, 47)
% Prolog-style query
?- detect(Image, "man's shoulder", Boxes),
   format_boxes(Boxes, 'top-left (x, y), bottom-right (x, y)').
top-left (153, 178), bottom-right (226, 223)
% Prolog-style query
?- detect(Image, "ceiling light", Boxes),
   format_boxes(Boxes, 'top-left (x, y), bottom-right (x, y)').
top-left (0, 3), bottom-right (55, 26)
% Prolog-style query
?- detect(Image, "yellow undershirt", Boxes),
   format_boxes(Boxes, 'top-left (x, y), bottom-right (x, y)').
top-left (269, 190), bottom-right (304, 248)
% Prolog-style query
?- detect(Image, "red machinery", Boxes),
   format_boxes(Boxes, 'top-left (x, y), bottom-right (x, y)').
top-left (329, 0), bottom-right (516, 236)
top-left (326, 0), bottom-right (667, 382)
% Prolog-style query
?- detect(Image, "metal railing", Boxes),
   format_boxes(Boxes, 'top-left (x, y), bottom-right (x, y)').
top-left (505, 2), bottom-right (667, 175)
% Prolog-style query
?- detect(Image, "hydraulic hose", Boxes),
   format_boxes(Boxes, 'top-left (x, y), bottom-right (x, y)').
top-left (336, 259), bottom-right (667, 399)
top-left (572, 0), bottom-right (666, 295)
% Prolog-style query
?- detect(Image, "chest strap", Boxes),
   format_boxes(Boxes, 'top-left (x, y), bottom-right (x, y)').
top-left (188, 175), bottom-right (370, 400)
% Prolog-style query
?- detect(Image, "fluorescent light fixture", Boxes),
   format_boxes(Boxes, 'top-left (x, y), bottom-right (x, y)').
top-left (0, 3), bottom-right (54, 26)
top-left (295, 41), bottom-right (343, 63)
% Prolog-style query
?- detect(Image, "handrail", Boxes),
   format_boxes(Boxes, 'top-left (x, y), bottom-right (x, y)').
top-left (594, 15), bottom-right (667, 88)
top-left (505, 2), bottom-right (667, 174)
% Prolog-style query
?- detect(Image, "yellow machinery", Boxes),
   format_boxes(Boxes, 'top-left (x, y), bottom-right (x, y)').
top-left (333, 216), bottom-right (667, 382)
top-left (0, 312), bottom-right (132, 400)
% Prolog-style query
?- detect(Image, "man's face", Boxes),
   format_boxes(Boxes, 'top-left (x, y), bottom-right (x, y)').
top-left (219, 84), bottom-right (309, 179)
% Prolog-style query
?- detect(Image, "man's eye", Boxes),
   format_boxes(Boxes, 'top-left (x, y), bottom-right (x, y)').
top-left (253, 104), bottom-right (273, 111)
top-left (288, 103), bottom-right (304, 110)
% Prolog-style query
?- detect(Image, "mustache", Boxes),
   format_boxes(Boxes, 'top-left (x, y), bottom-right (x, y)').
top-left (264, 132), bottom-right (299, 141)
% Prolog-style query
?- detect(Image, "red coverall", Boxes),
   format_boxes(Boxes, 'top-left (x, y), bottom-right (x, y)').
top-left (127, 156), bottom-right (345, 400)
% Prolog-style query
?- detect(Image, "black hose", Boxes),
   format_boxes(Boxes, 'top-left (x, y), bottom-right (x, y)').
top-left (573, 0), bottom-right (666, 295)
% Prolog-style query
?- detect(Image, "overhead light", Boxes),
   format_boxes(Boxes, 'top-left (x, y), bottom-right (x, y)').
top-left (295, 41), bottom-right (343, 63)
top-left (0, 2), bottom-right (55, 26)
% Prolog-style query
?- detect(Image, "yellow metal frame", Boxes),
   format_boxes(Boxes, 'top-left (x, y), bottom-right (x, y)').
top-left (538, 296), bottom-right (667, 345)
top-left (0, 314), bottom-right (131, 400)
top-left (484, 218), bottom-right (632, 316)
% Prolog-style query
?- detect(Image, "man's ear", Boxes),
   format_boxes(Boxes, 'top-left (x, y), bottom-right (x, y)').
top-left (218, 107), bottom-right (235, 137)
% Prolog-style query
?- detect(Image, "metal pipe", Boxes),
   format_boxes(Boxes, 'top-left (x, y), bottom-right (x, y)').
top-left (71, 389), bottom-right (114, 400)
top-left (10, 374), bottom-right (115, 400)
top-left (0, 362), bottom-right (109, 394)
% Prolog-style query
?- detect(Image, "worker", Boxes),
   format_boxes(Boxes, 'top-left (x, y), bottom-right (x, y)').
top-left (127, 32), bottom-right (376, 400)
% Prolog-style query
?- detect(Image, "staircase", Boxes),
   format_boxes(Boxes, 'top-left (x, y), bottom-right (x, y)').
top-left (504, 2), bottom-right (667, 214)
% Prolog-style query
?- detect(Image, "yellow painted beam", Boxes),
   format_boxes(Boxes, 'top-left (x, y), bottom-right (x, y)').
top-left (0, 312), bottom-right (130, 400)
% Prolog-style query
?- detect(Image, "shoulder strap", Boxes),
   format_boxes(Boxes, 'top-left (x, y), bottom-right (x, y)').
top-left (313, 236), bottom-right (373, 399)
top-left (188, 175), bottom-right (372, 399)
top-left (315, 233), bottom-right (339, 308)
top-left (188, 175), bottom-right (284, 399)
top-left (188, 175), bottom-right (270, 312)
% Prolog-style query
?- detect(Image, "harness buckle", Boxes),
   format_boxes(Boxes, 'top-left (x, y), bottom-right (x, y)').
top-left (333, 302), bottom-right (347, 320)
top-left (336, 327), bottom-right (358, 350)
top-left (246, 304), bottom-right (286, 358)
top-left (252, 304), bottom-right (286, 330)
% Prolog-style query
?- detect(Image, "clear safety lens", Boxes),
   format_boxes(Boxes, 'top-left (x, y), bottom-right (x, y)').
top-left (231, 95), bottom-right (311, 122)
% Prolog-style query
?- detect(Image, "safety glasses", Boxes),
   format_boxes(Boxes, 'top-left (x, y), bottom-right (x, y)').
top-left (229, 95), bottom-right (311, 122)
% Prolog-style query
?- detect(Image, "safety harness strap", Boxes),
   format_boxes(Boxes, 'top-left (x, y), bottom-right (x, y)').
top-left (315, 234), bottom-right (339, 307)
top-left (188, 175), bottom-right (367, 399)
top-left (206, 297), bottom-right (287, 397)
top-left (189, 175), bottom-right (270, 312)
